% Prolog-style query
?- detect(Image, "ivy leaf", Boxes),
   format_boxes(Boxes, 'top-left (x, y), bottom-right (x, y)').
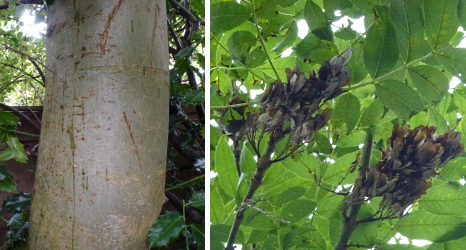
top-left (2, 192), bottom-right (31, 212)
top-left (148, 211), bottom-right (186, 248)
top-left (271, 20), bottom-right (298, 55)
top-left (408, 65), bottom-right (449, 104)
top-left (0, 111), bottom-right (19, 127)
top-left (6, 213), bottom-right (29, 242)
top-left (188, 190), bottom-right (205, 211)
top-left (363, 5), bottom-right (399, 79)
top-left (333, 93), bottom-right (360, 133)
top-left (424, 0), bottom-right (460, 49)
top-left (211, 2), bottom-right (251, 33)
top-left (303, 0), bottom-right (333, 41)
top-left (375, 80), bottom-right (424, 121)
top-left (389, 0), bottom-right (425, 62)
top-left (0, 166), bottom-right (16, 193)
top-left (190, 224), bottom-right (205, 249)
top-left (214, 135), bottom-right (239, 198)
top-left (184, 89), bottom-right (204, 106)
top-left (0, 136), bottom-right (27, 163)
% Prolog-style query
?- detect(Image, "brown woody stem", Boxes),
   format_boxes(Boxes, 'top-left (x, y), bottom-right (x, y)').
top-left (225, 136), bottom-right (277, 250)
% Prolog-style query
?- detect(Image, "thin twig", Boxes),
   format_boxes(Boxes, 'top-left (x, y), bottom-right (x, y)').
top-left (0, 103), bottom-right (41, 132)
top-left (29, 82), bottom-right (44, 105)
top-left (249, 1), bottom-right (280, 81)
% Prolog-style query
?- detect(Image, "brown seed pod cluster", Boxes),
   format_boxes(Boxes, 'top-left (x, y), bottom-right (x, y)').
top-left (350, 124), bottom-right (464, 216)
top-left (251, 49), bottom-right (352, 146)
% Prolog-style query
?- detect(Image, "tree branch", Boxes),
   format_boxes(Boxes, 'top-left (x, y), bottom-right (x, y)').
top-left (335, 127), bottom-right (374, 250)
top-left (226, 136), bottom-right (277, 250)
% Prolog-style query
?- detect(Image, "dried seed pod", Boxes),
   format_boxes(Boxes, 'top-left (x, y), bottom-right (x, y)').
top-left (351, 123), bottom-right (465, 216)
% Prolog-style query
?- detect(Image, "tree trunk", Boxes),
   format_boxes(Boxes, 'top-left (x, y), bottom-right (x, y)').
top-left (29, 0), bottom-right (168, 249)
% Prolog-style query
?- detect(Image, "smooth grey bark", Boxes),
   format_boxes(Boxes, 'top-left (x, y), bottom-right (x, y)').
top-left (29, 0), bottom-right (168, 249)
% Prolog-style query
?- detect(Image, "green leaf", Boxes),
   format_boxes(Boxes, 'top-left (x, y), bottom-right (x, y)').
top-left (419, 182), bottom-right (466, 216)
top-left (148, 211), bottom-right (187, 248)
top-left (293, 33), bottom-right (321, 59)
top-left (440, 157), bottom-right (466, 181)
top-left (188, 190), bottom-right (205, 211)
top-left (359, 99), bottom-right (384, 127)
top-left (6, 212), bottom-right (29, 242)
top-left (436, 47), bottom-right (466, 82)
top-left (389, 0), bottom-right (425, 62)
top-left (407, 65), bottom-right (449, 104)
top-left (240, 143), bottom-right (257, 175)
top-left (210, 184), bottom-right (225, 225)
top-left (424, 0), bottom-right (460, 49)
top-left (227, 31), bottom-right (257, 60)
top-left (375, 80), bottom-right (424, 121)
top-left (0, 166), bottom-right (16, 193)
top-left (459, 0), bottom-right (466, 29)
top-left (271, 20), bottom-right (298, 54)
top-left (2, 192), bottom-right (31, 212)
top-left (282, 227), bottom-right (314, 249)
top-left (280, 157), bottom-right (313, 181)
top-left (396, 210), bottom-right (466, 242)
top-left (334, 23), bottom-right (358, 40)
top-left (246, 47), bottom-right (268, 68)
top-left (175, 46), bottom-right (195, 59)
top-left (212, 69), bottom-right (231, 94)
top-left (428, 236), bottom-right (466, 249)
top-left (0, 136), bottom-right (27, 163)
top-left (215, 135), bottom-right (239, 198)
top-left (184, 89), bottom-right (204, 106)
top-left (333, 93), bottom-right (361, 133)
top-left (190, 224), bottom-right (205, 249)
top-left (277, 186), bottom-right (307, 205)
top-left (211, 2), bottom-right (251, 33)
top-left (0, 111), bottom-right (19, 127)
top-left (211, 224), bottom-right (244, 246)
top-left (304, 0), bottom-right (333, 41)
top-left (363, 6), bottom-right (399, 79)
top-left (280, 199), bottom-right (316, 223)
top-left (427, 108), bottom-right (448, 134)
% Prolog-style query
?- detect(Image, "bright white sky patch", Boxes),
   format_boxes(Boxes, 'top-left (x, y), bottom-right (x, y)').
top-left (209, 171), bottom-right (218, 178)
top-left (449, 76), bottom-right (461, 93)
top-left (297, 19), bottom-right (308, 38)
top-left (250, 89), bottom-right (264, 99)
top-left (19, 11), bottom-right (46, 38)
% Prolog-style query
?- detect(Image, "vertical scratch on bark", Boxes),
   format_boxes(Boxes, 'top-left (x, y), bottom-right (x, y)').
top-left (100, 0), bottom-right (126, 54)
top-left (122, 112), bottom-right (142, 169)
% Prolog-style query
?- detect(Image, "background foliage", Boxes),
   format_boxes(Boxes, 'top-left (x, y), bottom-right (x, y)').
top-left (0, 0), bottom-right (205, 249)
top-left (211, 0), bottom-right (466, 249)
